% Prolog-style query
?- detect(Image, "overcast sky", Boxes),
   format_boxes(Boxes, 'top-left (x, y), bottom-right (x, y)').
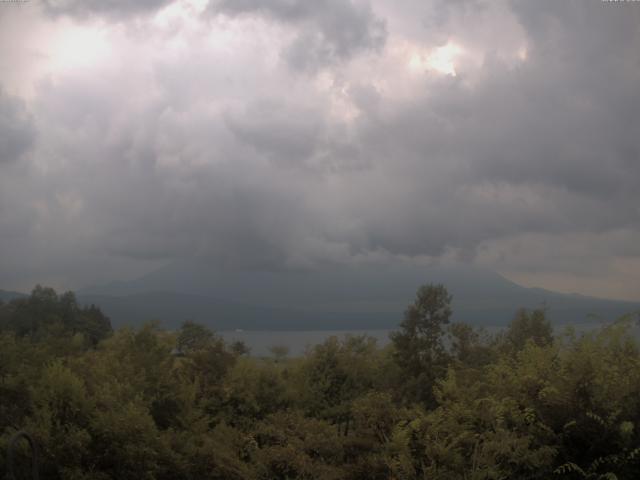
top-left (0, 0), bottom-right (639, 300)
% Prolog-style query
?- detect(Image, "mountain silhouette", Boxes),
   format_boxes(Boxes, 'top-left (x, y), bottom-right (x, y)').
top-left (77, 261), bottom-right (640, 330)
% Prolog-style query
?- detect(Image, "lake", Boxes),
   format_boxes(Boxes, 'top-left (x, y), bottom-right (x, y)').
top-left (220, 320), bottom-right (637, 357)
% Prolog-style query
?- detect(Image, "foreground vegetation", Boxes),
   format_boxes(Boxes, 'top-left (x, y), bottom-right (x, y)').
top-left (1, 285), bottom-right (640, 479)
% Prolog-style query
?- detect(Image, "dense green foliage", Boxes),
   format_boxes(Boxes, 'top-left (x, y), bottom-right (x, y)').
top-left (1, 285), bottom-right (639, 479)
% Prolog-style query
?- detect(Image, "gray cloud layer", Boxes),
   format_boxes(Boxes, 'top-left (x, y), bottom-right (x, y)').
top-left (0, 89), bottom-right (35, 164)
top-left (1, 0), bottom-right (639, 299)
top-left (210, 0), bottom-right (387, 70)
top-left (41, 0), bottom-right (174, 19)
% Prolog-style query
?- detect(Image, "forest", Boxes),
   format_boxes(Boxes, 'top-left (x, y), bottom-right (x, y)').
top-left (1, 285), bottom-right (640, 479)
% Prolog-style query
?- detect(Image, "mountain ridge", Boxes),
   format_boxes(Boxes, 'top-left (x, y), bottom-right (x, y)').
top-left (0, 289), bottom-right (27, 302)
top-left (5, 264), bottom-right (639, 330)
top-left (75, 262), bottom-right (640, 330)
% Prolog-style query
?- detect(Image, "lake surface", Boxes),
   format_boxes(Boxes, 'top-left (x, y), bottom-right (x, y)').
top-left (220, 320), bottom-right (636, 357)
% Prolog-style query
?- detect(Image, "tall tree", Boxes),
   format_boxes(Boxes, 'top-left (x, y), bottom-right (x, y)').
top-left (176, 320), bottom-right (215, 354)
top-left (390, 284), bottom-right (452, 406)
top-left (501, 308), bottom-right (553, 354)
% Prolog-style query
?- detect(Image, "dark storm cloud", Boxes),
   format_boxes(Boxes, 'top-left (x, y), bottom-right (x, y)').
top-left (360, 1), bottom-right (640, 242)
top-left (501, 0), bottom-right (640, 193)
top-left (226, 99), bottom-right (324, 169)
top-left (41, 0), bottom-right (173, 19)
top-left (210, 0), bottom-right (387, 70)
top-left (1, 0), bottom-right (640, 296)
top-left (225, 99), bottom-right (367, 173)
top-left (10, 68), bottom-right (325, 274)
top-left (0, 89), bottom-right (35, 164)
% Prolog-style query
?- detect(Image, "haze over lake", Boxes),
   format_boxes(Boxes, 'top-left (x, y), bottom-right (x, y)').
top-left (220, 320), bottom-right (639, 357)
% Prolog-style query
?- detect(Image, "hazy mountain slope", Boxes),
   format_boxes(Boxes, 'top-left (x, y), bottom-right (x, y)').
top-left (79, 262), bottom-right (640, 329)
top-left (78, 292), bottom-right (390, 330)
top-left (0, 289), bottom-right (27, 302)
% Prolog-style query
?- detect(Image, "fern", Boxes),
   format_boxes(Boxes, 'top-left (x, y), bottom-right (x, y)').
top-left (555, 462), bottom-right (586, 477)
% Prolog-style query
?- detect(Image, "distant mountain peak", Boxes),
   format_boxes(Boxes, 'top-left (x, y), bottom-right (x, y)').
top-left (77, 261), bottom-right (640, 330)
